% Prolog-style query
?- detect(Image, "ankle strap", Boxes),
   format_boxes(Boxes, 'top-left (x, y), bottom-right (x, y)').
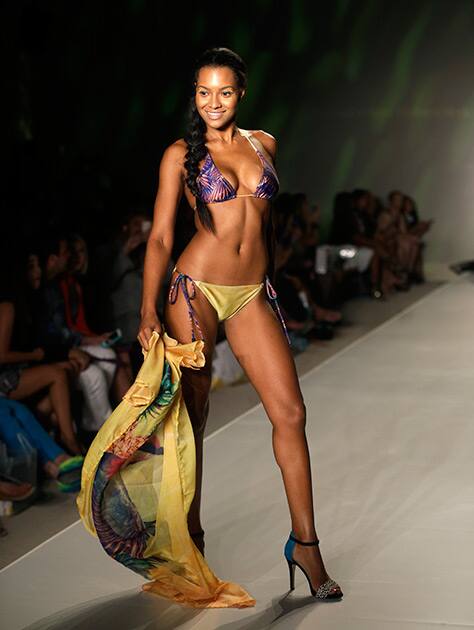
top-left (289, 533), bottom-right (320, 546)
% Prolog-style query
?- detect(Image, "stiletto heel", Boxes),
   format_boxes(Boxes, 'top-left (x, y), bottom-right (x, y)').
top-left (287, 558), bottom-right (296, 590)
top-left (284, 531), bottom-right (343, 600)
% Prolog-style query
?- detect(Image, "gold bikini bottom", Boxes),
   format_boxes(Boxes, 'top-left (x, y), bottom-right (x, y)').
top-left (168, 266), bottom-right (290, 344)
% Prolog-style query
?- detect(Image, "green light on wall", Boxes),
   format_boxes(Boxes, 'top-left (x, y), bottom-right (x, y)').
top-left (288, 0), bottom-right (312, 54)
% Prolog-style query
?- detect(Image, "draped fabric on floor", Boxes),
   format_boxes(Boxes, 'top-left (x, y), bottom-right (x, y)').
top-left (76, 330), bottom-right (256, 608)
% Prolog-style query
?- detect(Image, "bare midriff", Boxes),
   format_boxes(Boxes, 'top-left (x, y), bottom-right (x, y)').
top-left (174, 196), bottom-right (271, 285)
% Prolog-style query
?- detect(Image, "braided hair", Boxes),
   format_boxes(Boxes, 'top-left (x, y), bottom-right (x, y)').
top-left (184, 47), bottom-right (247, 234)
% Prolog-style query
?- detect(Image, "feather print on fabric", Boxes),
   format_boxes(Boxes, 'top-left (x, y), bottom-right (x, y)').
top-left (197, 153), bottom-right (236, 203)
top-left (77, 331), bottom-right (257, 608)
top-left (91, 359), bottom-right (178, 577)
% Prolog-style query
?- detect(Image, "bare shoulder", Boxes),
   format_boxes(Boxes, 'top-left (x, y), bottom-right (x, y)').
top-left (161, 138), bottom-right (188, 167)
top-left (251, 129), bottom-right (277, 159)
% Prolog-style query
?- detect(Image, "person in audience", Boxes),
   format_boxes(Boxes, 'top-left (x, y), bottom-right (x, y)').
top-left (0, 248), bottom-right (84, 455)
top-left (93, 211), bottom-right (152, 376)
top-left (273, 193), bottom-right (341, 326)
top-left (376, 191), bottom-right (420, 286)
top-left (62, 234), bottom-right (132, 401)
top-left (0, 398), bottom-right (84, 492)
top-left (331, 189), bottom-right (402, 297)
top-left (401, 195), bottom-right (432, 283)
top-left (296, 194), bottom-right (344, 317)
top-left (36, 233), bottom-right (115, 432)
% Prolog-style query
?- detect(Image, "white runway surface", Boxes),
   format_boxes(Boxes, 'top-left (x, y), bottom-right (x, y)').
top-left (1, 278), bottom-right (474, 629)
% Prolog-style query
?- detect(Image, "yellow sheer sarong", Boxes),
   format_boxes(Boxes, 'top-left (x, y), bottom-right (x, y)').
top-left (76, 330), bottom-right (256, 608)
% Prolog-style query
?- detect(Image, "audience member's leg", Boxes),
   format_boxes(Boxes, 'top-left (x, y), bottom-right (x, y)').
top-left (77, 363), bottom-right (112, 431)
top-left (80, 345), bottom-right (117, 385)
top-left (0, 399), bottom-right (64, 466)
top-left (9, 365), bottom-right (82, 454)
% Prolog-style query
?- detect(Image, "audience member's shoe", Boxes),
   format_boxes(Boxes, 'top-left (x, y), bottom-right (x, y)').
top-left (308, 322), bottom-right (334, 341)
top-left (409, 272), bottom-right (425, 284)
top-left (0, 476), bottom-right (35, 502)
top-left (395, 280), bottom-right (410, 291)
top-left (57, 455), bottom-right (84, 493)
top-left (313, 305), bottom-right (342, 325)
top-left (289, 332), bottom-right (310, 352)
top-left (393, 272), bottom-right (410, 291)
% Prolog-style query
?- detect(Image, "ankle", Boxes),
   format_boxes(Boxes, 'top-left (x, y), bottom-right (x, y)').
top-left (291, 527), bottom-right (318, 543)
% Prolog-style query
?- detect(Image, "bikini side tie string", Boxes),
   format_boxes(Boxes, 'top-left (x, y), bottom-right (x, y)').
top-left (168, 272), bottom-right (204, 342)
top-left (264, 275), bottom-right (291, 346)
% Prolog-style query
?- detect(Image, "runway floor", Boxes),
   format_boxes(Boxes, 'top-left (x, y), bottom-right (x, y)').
top-left (1, 277), bottom-right (473, 629)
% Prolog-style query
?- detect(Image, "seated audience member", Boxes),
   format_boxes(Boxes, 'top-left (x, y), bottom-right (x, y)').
top-left (291, 193), bottom-right (344, 314)
top-left (93, 211), bottom-right (152, 375)
top-left (62, 234), bottom-right (132, 401)
top-left (0, 248), bottom-right (83, 455)
top-left (0, 399), bottom-right (83, 492)
top-left (401, 195), bottom-right (432, 282)
top-left (274, 194), bottom-right (341, 322)
top-left (35, 233), bottom-right (115, 432)
top-left (376, 190), bottom-right (420, 286)
top-left (330, 189), bottom-right (402, 298)
top-left (272, 195), bottom-right (336, 341)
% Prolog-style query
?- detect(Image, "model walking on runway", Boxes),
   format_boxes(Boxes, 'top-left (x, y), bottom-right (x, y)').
top-left (138, 46), bottom-right (343, 601)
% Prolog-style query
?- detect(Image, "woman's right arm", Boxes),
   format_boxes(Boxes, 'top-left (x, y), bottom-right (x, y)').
top-left (138, 142), bottom-right (185, 350)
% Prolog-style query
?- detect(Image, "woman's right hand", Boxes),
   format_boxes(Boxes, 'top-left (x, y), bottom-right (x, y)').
top-left (138, 312), bottom-right (163, 351)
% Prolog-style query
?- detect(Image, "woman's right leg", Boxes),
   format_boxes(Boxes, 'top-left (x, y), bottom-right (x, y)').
top-left (9, 365), bottom-right (82, 455)
top-left (164, 272), bottom-right (219, 553)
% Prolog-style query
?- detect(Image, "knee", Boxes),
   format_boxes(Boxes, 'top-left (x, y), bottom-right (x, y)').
top-left (276, 401), bottom-right (306, 432)
top-left (49, 364), bottom-right (68, 384)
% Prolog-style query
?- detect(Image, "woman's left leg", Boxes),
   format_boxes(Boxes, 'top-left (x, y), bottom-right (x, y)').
top-left (224, 290), bottom-right (341, 595)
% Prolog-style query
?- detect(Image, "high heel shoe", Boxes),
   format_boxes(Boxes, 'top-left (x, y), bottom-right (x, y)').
top-left (284, 531), bottom-right (343, 600)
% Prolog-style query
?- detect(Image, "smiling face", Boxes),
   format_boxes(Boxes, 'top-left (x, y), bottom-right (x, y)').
top-left (195, 65), bottom-right (244, 129)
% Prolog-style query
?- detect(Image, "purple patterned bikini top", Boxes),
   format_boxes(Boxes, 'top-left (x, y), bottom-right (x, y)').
top-left (195, 129), bottom-right (279, 206)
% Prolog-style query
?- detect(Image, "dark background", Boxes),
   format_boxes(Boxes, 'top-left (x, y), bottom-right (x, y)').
top-left (4, 0), bottom-right (474, 267)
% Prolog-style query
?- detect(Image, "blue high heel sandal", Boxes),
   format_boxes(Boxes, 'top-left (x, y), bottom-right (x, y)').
top-left (284, 531), bottom-right (343, 600)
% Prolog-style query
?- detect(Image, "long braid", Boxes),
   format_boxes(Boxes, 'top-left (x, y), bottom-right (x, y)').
top-left (183, 98), bottom-right (212, 231)
top-left (184, 47), bottom-right (247, 234)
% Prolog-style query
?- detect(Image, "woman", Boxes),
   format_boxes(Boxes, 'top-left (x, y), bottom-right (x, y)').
top-left (0, 250), bottom-right (84, 455)
top-left (401, 195), bottom-right (431, 283)
top-left (376, 191), bottom-right (420, 286)
top-left (61, 234), bottom-right (132, 403)
top-left (138, 47), bottom-right (342, 601)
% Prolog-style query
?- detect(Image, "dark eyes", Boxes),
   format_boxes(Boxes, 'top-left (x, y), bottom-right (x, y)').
top-left (198, 90), bottom-right (233, 97)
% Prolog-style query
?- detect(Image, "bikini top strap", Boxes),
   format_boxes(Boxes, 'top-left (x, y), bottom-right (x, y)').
top-left (239, 128), bottom-right (275, 169)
